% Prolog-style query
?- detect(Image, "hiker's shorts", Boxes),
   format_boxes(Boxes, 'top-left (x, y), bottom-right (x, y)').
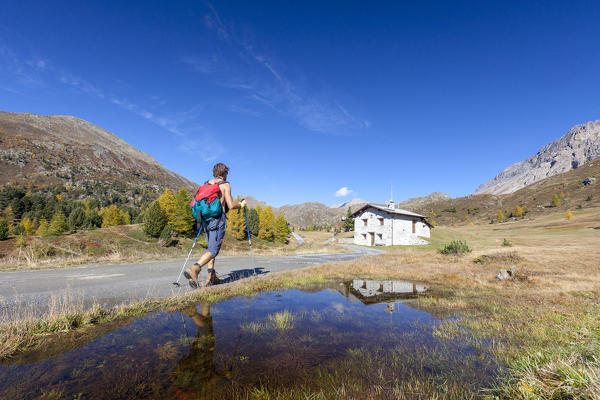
top-left (205, 213), bottom-right (227, 258)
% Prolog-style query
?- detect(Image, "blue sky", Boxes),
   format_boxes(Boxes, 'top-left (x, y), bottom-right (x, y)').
top-left (1, 1), bottom-right (599, 207)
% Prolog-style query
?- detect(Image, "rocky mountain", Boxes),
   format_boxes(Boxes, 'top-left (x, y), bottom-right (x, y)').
top-left (475, 120), bottom-right (600, 195)
top-left (396, 192), bottom-right (451, 210)
top-left (0, 111), bottom-right (196, 192)
top-left (277, 202), bottom-right (345, 228)
top-left (414, 156), bottom-right (600, 225)
top-left (330, 198), bottom-right (368, 209)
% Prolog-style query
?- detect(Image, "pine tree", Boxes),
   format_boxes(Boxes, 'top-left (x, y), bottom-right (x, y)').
top-left (551, 194), bottom-right (561, 207)
top-left (36, 218), bottom-right (50, 236)
top-left (258, 206), bottom-right (274, 241)
top-left (172, 188), bottom-right (196, 236)
top-left (226, 207), bottom-right (247, 240)
top-left (497, 210), bottom-right (505, 222)
top-left (100, 205), bottom-right (123, 228)
top-left (144, 201), bottom-right (166, 238)
top-left (49, 211), bottom-right (68, 235)
top-left (158, 189), bottom-right (176, 227)
top-left (246, 208), bottom-right (259, 236)
top-left (513, 205), bottom-right (523, 217)
top-left (83, 209), bottom-right (102, 229)
top-left (273, 214), bottom-right (289, 243)
top-left (0, 219), bottom-right (8, 240)
top-left (68, 207), bottom-right (86, 232)
top-left (343, 207), bottom-right (354, 232)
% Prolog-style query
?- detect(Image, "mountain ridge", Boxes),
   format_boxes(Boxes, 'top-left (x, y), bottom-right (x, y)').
top-left (0, 111), bottom-right (196, 192)
top-left (475, 120), bottom-right (600, 195)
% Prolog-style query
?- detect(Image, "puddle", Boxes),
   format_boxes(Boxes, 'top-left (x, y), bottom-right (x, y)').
top-left (0, 280), bottom-right (502, 399)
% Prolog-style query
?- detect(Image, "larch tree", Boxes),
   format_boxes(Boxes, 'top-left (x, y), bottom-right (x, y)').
top-left (226, 206), bottom-right (247, 240)
top-left (100, 205), bottom-right (123, 228)
top-left (49, 211), bottom-right (68, 235)
top-left (273, 214), bottom-right (289, 243)
top-left (36, 218), bottom-right (50, 237)
top-left (172, 188), bottom-right (196, 236)
top-left (258, 206), bottom-right (274, 241)
top-left (551, 194), bottom-right (561, 207)
top-left (496, 210), bottom-right (505, 222)
top-left (513, 205), bottom-right (523, 217)
top-left (158, 189), bottom-right (176, 227)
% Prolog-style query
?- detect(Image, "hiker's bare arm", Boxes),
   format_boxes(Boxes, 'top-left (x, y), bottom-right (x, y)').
top-left (221, 183), bottom-right (246, 210)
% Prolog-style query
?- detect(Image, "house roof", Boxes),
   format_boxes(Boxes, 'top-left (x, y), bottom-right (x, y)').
top-left (349, 203), bottom-right (426, 219)
top-left (350, 204), bottom-right (435, 228)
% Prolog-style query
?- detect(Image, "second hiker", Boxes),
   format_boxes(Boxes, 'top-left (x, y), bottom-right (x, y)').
top-left (184, 162), bottom-right (246, 288)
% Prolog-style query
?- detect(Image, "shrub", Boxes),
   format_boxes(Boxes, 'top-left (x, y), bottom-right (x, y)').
top-left (503, 238), bottom-right (512, 247)
top-left (12, 223), bottom-right (25, 236)
top-left (438, 240), bottom-right (471, 255)
top-left (158, 225), bottom-right (173, 247)
top-left (0, 219), bottom-right (8, 240)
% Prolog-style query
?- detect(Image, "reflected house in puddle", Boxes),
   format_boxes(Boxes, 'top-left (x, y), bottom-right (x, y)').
top-left (339, 279), bottom-right (428, 307)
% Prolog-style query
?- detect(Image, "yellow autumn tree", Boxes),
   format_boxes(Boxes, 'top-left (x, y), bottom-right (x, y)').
top-left (226, 207), bottom-right (247, 240)
top-left (497, 210), bottom-right (505, 222)
top-left (551, 194), bottom-right (561, 207)
top-left (565, 210), bottom-right (573, 220)
top-left (158, 189), bottom-right (176, 227)
top-left (513, 205), bottom-right (523, 217)
top-left (21, 218), bottom-right (35, 235)
top-left (100, 205), bottom-right (123, 227)
top-left (258, 206), bottom-right (274, 241)
top-left (172, 188), bottom-right (196, 236)
top-left (273, 214), bottom-right (289, 243)
top-left (36, 218), bottom-right (50, 237)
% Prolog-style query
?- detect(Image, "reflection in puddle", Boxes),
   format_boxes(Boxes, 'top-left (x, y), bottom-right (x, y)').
top-left (343, 279), bottom-right (428, 304)
top-left (0, 281), bottom-right (501, 399)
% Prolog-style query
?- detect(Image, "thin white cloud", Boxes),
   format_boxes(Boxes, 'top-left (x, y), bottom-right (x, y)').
top-left (179, 135), bottom-right (225, 162)
top-left (190, 3), bottom-right (370, 135)
top-left (335, 187), bottom-right (353, 197)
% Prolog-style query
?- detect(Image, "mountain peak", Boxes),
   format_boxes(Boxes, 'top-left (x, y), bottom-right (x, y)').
top-left (475, 120), bottom-right (600, 195)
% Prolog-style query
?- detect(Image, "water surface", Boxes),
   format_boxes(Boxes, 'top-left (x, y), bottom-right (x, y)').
top-left (0, 280), bottom-right (501, 399)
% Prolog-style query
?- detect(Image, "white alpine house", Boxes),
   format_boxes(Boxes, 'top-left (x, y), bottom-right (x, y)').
top-left (349, 201), bottom-right (433, 246)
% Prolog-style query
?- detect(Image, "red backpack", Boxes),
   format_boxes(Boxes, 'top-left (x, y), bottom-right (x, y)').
top-left (190, 180), bottom-right (226, 222)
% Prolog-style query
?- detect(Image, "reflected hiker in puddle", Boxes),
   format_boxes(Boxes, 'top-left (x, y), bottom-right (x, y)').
top-left (171, 303), bottom-right (231, 398)
top-left (185, 162), bottom-right (246, 288)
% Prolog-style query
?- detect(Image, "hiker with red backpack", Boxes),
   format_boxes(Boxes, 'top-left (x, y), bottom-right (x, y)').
top-left (184, 163), bottom-right (246, 288)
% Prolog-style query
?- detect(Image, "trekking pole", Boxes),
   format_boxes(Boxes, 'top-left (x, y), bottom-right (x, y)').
top-left (172, 227), bottom-right (203, 287)
top-left (243, 206), bottom-right (255, 271)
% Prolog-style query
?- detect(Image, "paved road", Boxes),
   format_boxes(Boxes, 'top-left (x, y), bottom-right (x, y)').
top-left (0, 245), bottom-right (382, 318)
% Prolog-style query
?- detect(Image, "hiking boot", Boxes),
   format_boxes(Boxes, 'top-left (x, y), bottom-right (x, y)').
top-left (206, 269), bottom-right (221, 286)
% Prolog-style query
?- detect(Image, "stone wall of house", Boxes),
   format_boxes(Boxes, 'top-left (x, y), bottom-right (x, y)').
top-left (353, 207), bottom-right (430, 246)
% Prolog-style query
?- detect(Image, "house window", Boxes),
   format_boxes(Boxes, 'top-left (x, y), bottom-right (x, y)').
top-left (378, 217), bottom-right (384, 226)
top-left (362, 233), bottom-right (366, 239)
top-left (363, 219), bottom-right (368, 226)
top-left (377, 233), bottom-right (382, 240)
